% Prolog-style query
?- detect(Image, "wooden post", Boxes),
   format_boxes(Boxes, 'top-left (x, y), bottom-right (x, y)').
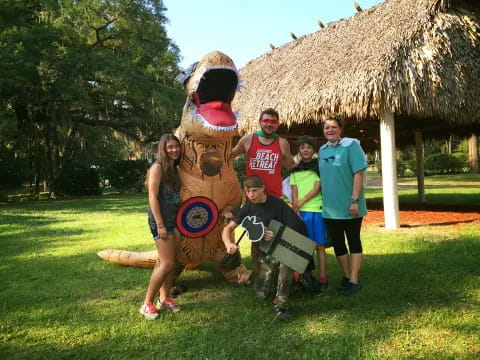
top-left (415, 130), bottom-right (425, 203)
top-left (380, 109), bottom-right (400, 229)
top-left (468, 134), bottom-right (479, 174)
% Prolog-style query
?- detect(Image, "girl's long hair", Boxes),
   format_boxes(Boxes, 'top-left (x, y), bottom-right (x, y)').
top-left (146, 134), bottom-right (181, 187)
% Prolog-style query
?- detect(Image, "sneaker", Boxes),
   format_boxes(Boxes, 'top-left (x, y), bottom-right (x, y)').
top-left (338, 276), bottom-right (350, 291)
top-left (169, 283), bottom-right (187, 298)
top-left (293, 272), bottom-right (301, 283)
top-left (317, 281), bottom-right (328, 294)
top-left (299, 272), bottom-right (326, 295)
top-left (341, 281), bottom-right (362, 296)
top-left (157, 297), bottom-right (181, 312)
top-left (272, 300), bottom-right (290, 321)
top-left (139, 302), bottom-right (159, 320)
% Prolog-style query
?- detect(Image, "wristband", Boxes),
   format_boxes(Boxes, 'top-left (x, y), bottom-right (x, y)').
top-left (351, 197), bottom-right (359, 204)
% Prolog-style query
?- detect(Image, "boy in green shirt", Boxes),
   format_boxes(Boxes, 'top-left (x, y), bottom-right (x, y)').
top-left (290, 135), bottom-right (328, 292)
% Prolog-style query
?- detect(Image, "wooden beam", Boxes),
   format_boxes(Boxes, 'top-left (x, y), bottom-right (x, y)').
top-left (415, 130), bottom-right (426, 203)
top-left (269, 43), bottom-right (275, 50)
top-left (290, 32), bottom-right (297, 40)
top-left (380, 109), bottom-right (399, 229)
top-left (317, 20), bottom-right (325, 28)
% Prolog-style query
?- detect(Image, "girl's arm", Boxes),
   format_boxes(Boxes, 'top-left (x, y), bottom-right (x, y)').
top-left (148, 163), bottom-right (167, 238)
top-left (298, 180), bottom-right (320, 208)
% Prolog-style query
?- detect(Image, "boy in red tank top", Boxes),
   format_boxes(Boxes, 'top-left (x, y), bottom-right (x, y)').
top-left (232, 108), bottom-right (295, 197)
top-left (231, 108), bottom-right (296, 271)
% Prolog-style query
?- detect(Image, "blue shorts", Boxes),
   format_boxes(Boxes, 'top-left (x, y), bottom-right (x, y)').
top-left (299, 211), bottom-right (328, 245)
top-left (148, 217), bottom-right (175, 240)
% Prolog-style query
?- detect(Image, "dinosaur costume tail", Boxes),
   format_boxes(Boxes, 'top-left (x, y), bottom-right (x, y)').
top-left (97, 249), bottom-right (252, 284)
top-left (97, 249), bottom-right (157, 268)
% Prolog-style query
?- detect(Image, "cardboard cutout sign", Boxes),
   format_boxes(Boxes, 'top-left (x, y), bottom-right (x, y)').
top-left (240, 216), bottom-right (264, 242)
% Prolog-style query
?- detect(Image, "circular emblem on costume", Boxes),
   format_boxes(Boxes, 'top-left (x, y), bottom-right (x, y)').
top-left (176, 196), bottom-right (219, 238)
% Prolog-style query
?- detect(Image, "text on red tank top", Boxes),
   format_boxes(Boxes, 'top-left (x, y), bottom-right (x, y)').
top-left (247, 135), bottom-right (282, 174)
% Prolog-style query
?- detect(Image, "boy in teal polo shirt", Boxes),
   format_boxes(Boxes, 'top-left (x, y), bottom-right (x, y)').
top-left (290, 135), bottom-right (329, 292)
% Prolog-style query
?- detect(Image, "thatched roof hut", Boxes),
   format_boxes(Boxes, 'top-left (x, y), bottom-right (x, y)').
top-left (234, 0), bottom-right (480, 151)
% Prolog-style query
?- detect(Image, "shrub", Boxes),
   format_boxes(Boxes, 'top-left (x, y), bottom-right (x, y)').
top-left (424, 153), bottom-right (469, 174)
top-left (51, 164), bottom-right (102, 196)
top-left (375, 159), bottom-right (410, 177)
top-left (0, 150), bottom-right (29, 190)
top-left (102, 160), bottom-right (149, 193)
top-left (233, 155), bottom-right (246, 186)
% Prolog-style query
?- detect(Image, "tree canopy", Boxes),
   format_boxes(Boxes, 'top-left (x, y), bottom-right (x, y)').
top-left (0, 0), bottom-right (184, 187)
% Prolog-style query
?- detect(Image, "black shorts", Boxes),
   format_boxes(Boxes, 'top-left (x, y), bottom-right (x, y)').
top-left (148, 217), bottom-right (175, 240)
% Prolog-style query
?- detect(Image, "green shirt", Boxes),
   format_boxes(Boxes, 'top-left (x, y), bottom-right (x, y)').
top-left (318, 138), bottom-right (368, 219)
top-left (289, 168), bottom-right (322, 212)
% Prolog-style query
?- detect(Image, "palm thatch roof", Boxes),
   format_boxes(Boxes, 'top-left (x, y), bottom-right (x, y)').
top-left (233, 0), bottom-right (480, 149)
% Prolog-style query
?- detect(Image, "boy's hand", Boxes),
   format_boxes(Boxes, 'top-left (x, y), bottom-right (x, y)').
top-left (264, 229), bottom-right (274, 242)
top-left (292, 202), bottom-right (299, 213)
top-left (226, 242), bottom-right (239, 254)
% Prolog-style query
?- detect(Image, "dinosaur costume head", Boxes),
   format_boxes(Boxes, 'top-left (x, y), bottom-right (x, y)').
top-left (177, 51), bottom-right (240, 138)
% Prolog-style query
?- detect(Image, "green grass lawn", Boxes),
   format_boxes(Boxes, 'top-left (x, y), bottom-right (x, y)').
top-left (0, 178), bottom-right (479, 359)
top-left (365, 173), bottom-right (480, 207)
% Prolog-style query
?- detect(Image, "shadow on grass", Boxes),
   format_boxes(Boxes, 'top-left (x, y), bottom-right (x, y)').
top-left (1, 233), bottom-right (478, 359)
top-left (0, 193), bottom-right (148, 215)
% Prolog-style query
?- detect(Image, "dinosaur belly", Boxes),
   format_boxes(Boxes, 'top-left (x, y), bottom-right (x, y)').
top-left (200, 148), bottom-right (223, 176)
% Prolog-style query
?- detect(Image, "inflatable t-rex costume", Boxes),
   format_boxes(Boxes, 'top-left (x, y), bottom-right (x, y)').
top-left (98, 51), bottom-right (252, 285)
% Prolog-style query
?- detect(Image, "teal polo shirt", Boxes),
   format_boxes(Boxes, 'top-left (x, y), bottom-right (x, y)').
top-left (318, 138), bottom-right (368, 219)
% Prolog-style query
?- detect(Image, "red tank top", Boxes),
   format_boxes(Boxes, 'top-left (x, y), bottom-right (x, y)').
top-left (246, 134), bottom-right (283, 198)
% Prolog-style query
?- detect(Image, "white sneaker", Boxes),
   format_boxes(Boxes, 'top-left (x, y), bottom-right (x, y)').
top-left (156, 297), bottom-right (181, 312)
top-left (139, 302), bottom-right (159, 320)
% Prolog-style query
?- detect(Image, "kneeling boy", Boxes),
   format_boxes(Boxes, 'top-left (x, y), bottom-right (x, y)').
top-left (222, 175), bottom-right (307, 320)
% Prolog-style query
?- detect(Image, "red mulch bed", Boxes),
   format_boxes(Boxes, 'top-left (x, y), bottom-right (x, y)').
top-left (364, 209), bottom-right (480, 227)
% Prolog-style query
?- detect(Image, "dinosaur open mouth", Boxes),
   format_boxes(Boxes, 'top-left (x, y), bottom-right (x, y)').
top-left (194, 68), bottom-right (239, 130)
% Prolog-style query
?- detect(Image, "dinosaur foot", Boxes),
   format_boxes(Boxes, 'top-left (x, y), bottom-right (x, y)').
top-left (222, 264), bottom-right (253, 286)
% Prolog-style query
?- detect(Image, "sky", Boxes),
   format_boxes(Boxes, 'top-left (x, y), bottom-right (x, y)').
top-left (164, 0), bottom-right (384, 70)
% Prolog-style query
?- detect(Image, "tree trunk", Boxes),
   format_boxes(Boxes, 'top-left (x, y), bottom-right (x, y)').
top-left (445, 136), bottom-right (452, 154)
top-left (415, 130), bottom-right (425, 203)
top-left (468, 134), bottom-right (479, 174)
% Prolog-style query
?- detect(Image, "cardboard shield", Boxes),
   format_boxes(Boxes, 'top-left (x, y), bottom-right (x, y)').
top-left (176, 196), bottom-right (219, 238)
top-left (259, 219), bottom-right (316, 273)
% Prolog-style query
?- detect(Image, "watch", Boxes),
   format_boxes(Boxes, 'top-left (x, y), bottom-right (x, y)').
top-left (351, 197), bottom-right (359, 204)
